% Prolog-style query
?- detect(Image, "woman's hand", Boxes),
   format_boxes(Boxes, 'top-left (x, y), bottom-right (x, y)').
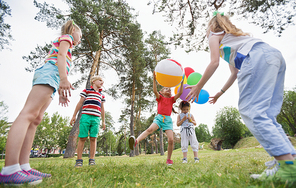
top-left (185, 85), bottom-right (202, 103)
top-left (209, 91), bottom-right (223, 104)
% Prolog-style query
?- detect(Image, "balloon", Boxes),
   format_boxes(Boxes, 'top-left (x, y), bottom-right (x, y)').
top-left (187, 72), bottom-right (202, 85)
top-left (194, 89), bottom-right (209, 104)
top-left (184, 67), bottom-right (195, 78)
top-left (178, 84), bottom-right (191, 101)
top-left (155, 59), bottom-right (183, 87)
top-left (176, 76), bottom-right (187, 87)
top-left (174, 86), bottom-right (179, 94)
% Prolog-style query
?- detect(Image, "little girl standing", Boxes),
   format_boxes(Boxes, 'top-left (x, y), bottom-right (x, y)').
top-left (0, 20), bottom-right (82, 186)
top-left (177, 101), bottom-right (199, 163)
top-left (129, 71), bottom-right (183, 165)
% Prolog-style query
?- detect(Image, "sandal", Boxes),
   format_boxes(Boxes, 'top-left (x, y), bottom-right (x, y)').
top-left (89, 159), bottom-right (96, 166)
top-left (75, 159), bottom-right (83, 167)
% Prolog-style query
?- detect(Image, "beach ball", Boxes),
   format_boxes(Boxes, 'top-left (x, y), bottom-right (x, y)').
top-left (155, 59), bottom-right (183, 87)
top-left (194, 89), bottom-right (209, 104)
top-left (187, 72), bottom-right (202, 85)
top-left (184, 67), bottom-right (195, 78)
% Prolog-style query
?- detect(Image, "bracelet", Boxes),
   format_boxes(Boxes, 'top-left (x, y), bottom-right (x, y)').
top-left (221, 89), bottom-right (225, 93)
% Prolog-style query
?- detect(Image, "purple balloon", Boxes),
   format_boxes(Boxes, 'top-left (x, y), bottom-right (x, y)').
top-left (177, 84), bottom-right (191, 101)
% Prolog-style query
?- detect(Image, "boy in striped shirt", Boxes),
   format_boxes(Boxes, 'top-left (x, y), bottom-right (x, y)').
top-left (70, 76), bottom-right (106, 167)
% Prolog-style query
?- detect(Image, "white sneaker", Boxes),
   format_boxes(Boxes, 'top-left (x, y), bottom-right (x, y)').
top-left (194, 158), bottom-right (200, 163)
top-left (182, 158), bottom-right (187, 163)
top-left (250, 159), bottom-right (278, 179)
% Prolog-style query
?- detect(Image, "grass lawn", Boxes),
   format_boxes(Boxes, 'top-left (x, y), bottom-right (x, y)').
top-left (1, 146), bottom-right (296, 187)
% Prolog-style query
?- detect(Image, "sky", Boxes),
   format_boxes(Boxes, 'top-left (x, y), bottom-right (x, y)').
top-left (0, 0), bottom-right (296, 133)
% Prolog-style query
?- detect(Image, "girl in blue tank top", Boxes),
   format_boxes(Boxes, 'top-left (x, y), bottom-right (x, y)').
top-left (177, 101), bottom-right (199, 163)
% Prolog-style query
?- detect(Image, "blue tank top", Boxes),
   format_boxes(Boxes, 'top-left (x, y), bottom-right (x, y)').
top-left (179, 113), bottom-right (194, 127)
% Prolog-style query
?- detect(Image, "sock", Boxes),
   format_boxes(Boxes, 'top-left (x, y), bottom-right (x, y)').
top-left (1, 164), bottom-right (22, 175)
top-left (20, 163), bottom-right (32, 171)
top-left (183, 157), bottom-right (187, 160)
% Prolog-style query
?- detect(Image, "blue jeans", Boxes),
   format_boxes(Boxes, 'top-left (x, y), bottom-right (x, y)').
top-left (238, 42), bottom-right (296, 156)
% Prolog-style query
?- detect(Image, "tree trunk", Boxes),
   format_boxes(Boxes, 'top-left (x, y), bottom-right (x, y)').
top-left (129, 80), bottom-right (136, 157)
top-left (151, 143), bottom-right (154, 154)
top-left (159, 128), bottom-right (164, 155)
top-left (64, 31), bottom-right (103, 158)
top-left (154, 133), bottom-right (158, 154)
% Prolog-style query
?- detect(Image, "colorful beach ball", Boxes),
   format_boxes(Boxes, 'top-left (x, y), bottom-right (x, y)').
top-left (155, 59), bottom-right (183, 87)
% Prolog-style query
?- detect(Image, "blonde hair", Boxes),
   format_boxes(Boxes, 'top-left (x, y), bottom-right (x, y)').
top-left (90, 75), bottom-right (103, 86)
top-left (208, 13), bottom-right (249, 36)
top-left (61, 20), bottom-right (81, 35)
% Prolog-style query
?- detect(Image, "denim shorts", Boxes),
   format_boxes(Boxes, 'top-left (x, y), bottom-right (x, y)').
top-left (78, 114), bottom-right (101, 138)
top-left (153, 114), bottom-right (173, 131)
top-left (32, 63), bottom-right (60, 98)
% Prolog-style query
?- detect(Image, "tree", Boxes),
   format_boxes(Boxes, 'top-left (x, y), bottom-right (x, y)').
top-left (110, 22), bottom-right (148, 157)
top-left (33, 112), bottom-right (70, 153)
top-left (195, 123), bottom-right (212, 142)
top-left (26, 0), bottom-right (135, 158)
top-left (0, 101), bottom-right (9, 157)
top-left (149, 0), bottom-right (296, 51)
top-left (212, 106), bottom-right (246, 149)
top-left (97, 111), bottom-right (115, 155)
top-left (277, 87), bottom-right (296, 136)
top-left (0, 0), bottom-right (12, 51)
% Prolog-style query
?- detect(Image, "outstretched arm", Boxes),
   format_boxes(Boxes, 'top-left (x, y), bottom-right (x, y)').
top-left (209, 64), bottom-right (238, 104)
top-left (174, 80), bottom-right (184, 101)
top-left (153, 71), bottom-right (160, 99)
top-left (185, 35), bottom-right (221, 102)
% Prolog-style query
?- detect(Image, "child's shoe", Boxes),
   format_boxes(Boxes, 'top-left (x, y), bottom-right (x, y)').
top-left (27, 169), bottom-right (51, 178)
top-left (250, 159), bottom-right (279, 180)
top-left (89, 159), bottom-right (96, 166)
top-left (75, 159), bottom-right (83, 167)
top-left (182, 158), bottom-right (187, 164)
top-left (166, 159), bottom-right (173, 166)
top-left (129, 136), bottom-right (136, 150)
top-left (251, 160), bottom-right (296, 182)
top-left (194, 157), bottom-right (200, 163)
top-left (0, 170), bottom-right (42, 186)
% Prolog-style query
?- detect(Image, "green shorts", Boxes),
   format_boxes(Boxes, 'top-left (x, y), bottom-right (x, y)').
top-left (153, 114), bottom-right (173, 131)
top-left (78, 114), bottom-right (101, 138)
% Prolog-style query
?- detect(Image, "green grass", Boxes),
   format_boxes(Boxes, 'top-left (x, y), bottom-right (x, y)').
top-left (1, 147), bottom-right (296, 187)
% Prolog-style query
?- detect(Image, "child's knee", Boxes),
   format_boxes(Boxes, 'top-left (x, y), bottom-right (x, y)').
top-left (89, 137), bottom-right (97, 142)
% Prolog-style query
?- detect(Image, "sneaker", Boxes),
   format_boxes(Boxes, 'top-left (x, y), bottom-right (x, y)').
top-left (166, 159), bottom-right (173, 166)
top-left (27, 169), bottom-right (51, 178)
top-left (129, 136), bottom-right (136, 150)
top-left (194, 157), bottom-right (200, 163)
top-left (182, 158), bottom-right (187, 164)
top-left (75, 159), bottom-right (83, 167)
top-left (250, 159), bottom-right (279, 180)
top-left (0, 170), bottom-right (42, 186)
top-left (251, 160), bottom-right (296, 182)
top-left (89, 159), bottom-right (96, 166)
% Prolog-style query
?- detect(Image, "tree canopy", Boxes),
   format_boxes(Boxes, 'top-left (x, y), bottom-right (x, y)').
top-left (149, 0), bottom-right (296, 51)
